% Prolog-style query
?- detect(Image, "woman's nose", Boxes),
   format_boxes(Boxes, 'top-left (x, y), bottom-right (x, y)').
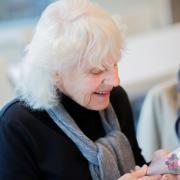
top-left (103, 68), bottom-right (120, 87)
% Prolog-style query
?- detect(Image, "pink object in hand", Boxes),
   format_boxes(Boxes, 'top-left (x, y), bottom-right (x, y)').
top-left (147, 147), bottom-right (180, 175)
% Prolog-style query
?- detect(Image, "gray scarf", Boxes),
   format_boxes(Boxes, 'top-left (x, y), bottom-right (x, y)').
top-left (47, 103), bottom-right (135, 180)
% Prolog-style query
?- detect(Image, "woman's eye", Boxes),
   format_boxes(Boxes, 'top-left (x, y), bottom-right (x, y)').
top-left (90, 69), bottom-right (103, 75)
top-left (92, 71), bottom-right (103, 75)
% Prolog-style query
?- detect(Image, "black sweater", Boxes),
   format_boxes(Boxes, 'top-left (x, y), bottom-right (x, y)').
top-left (0, 86), bottom-right (145, 180)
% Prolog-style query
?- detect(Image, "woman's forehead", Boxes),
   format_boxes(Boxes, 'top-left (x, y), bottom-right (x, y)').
top-left (79, 54), bottom-right (118, 71)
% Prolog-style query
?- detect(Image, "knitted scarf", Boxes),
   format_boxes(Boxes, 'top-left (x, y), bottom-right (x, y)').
top-left (47, 103), bottom-right (135, 180)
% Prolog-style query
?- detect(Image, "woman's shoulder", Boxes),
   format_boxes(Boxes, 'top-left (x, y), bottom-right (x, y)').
top-left (0, 98), bottom-right (52, 137)
top-left (0, 98), bottom-right (69, 140)
top-left (0, 98), bottom-right (34, 125)
top-left (0, 98), bottom-right (24, 122)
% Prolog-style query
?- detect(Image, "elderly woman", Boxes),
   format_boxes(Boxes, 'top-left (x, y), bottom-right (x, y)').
top-left (0, 0), bottom-right (177, 180)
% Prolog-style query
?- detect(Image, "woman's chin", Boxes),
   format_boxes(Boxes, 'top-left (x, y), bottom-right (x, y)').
top-left (87, 101), bottom-right (109, 111)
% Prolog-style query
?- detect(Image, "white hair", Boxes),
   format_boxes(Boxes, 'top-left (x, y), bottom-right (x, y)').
top-left (15, 0), bottom-right (126, 110)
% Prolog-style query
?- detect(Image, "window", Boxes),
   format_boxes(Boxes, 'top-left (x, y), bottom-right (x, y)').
top-left (0, 0), bottom-right (53, 22)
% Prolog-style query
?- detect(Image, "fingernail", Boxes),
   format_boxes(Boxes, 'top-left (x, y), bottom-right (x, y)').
top-left (134, 165), bottom-right (140, 170)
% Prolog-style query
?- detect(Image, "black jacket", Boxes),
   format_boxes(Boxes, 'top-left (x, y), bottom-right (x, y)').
top-left (0, 86), bottom-right (145, 180)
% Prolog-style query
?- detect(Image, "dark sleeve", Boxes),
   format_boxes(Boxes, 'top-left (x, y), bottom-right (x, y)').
top-left (175, 116), bottom-right (180, 141)
top-left (0, 105), bottom-right (41, 180)
top-left (110, 86), bottom-right (146, 166)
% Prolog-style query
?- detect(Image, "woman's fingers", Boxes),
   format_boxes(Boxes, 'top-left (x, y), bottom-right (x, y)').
top-left (161, 174), bottom-right (180, 180)
top-left (141, 175), bottom-right (162, 180)
top-left (131, 165), bottom-right (148, 178)
top-left (134, 166), bottom-right (141, 171)
top-left (117, 173), bottom-right (134, 180)
top-left (117, 165), bottom-right (162, 180)
top-left (117, 174), bottom-right (161, 180)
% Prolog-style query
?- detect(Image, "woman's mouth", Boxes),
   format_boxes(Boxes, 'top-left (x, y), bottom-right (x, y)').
top-left (94, 91), bottom-right (110, 95)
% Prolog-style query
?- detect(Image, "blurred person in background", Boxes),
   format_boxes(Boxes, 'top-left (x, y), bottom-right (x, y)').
top-left (0, 0), bottom-right (178, 180)
top-left (176, 68), bottom-right (180, 140)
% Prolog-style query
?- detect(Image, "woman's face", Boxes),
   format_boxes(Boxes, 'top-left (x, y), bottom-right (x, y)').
top-left (56, 58), bottom-right (120, 110)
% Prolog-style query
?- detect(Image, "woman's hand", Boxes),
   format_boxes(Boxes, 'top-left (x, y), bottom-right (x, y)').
top-left (117, 165), bottom-right (161, 180)
top-left (160, 174), bottom-right (180, 180)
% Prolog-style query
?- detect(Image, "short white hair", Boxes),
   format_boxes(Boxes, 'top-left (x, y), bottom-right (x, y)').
top-left (16, 0), bottom-right (126, 110)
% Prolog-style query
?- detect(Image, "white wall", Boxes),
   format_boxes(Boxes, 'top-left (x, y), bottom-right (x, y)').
top-left (91, 0), bottom-right (172, 35)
